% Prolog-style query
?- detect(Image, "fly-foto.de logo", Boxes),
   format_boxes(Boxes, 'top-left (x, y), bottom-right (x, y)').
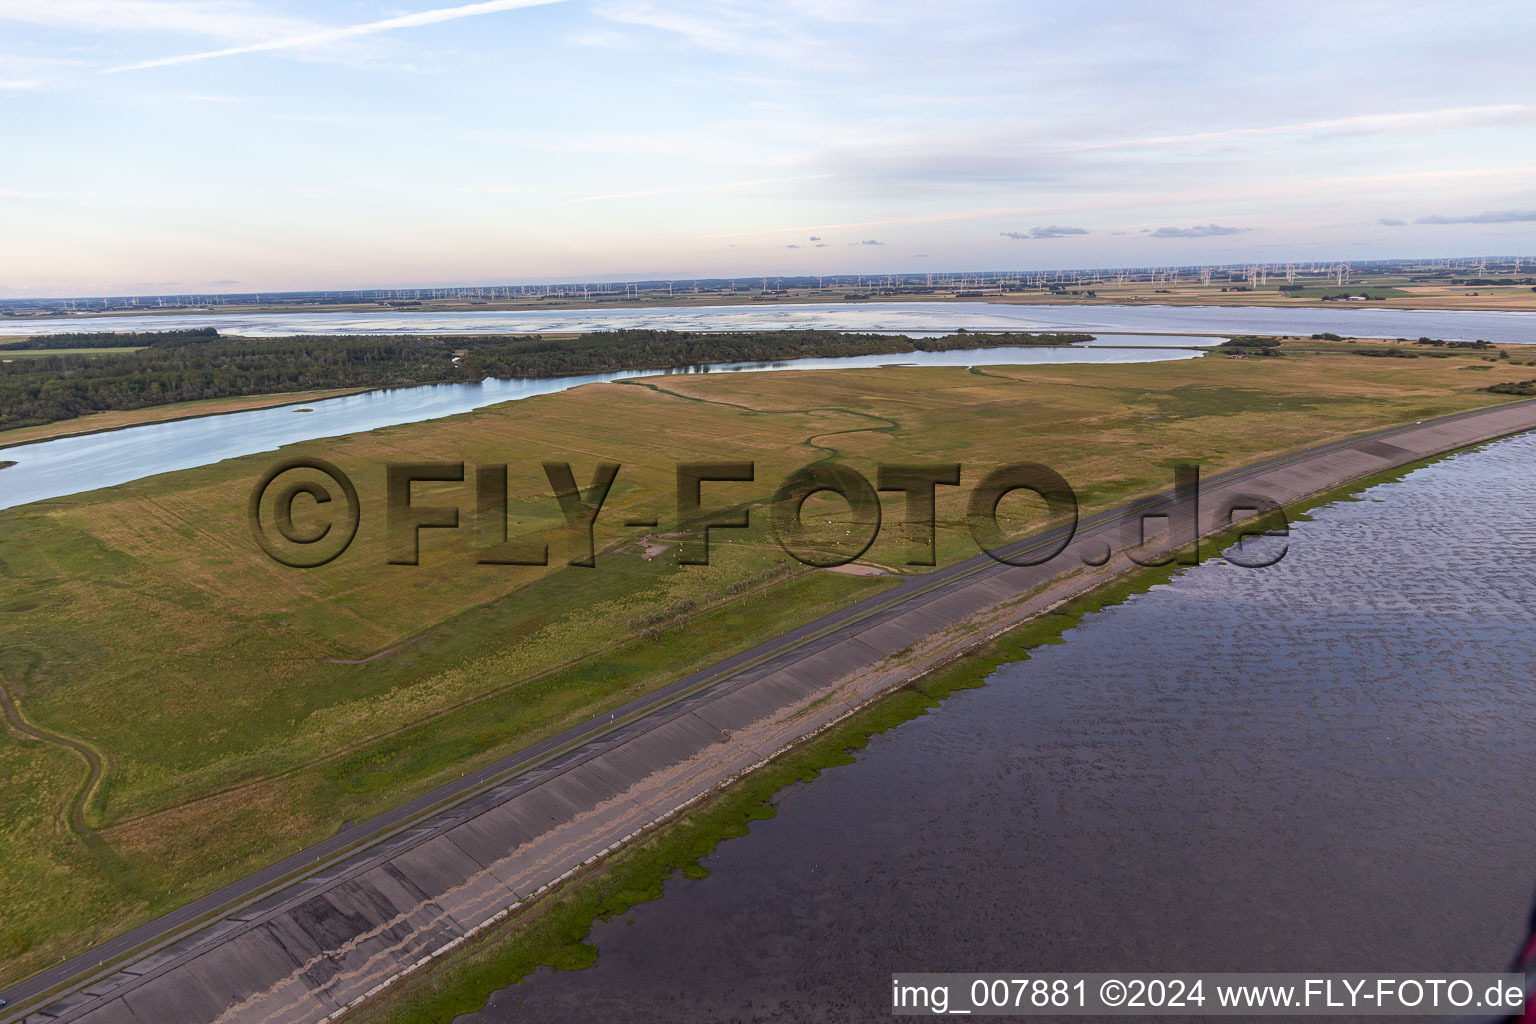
top-left (249, 457), bottom-right (1290, 570)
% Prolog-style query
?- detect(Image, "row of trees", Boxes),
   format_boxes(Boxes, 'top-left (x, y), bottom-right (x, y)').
top-left (0, 337), bottom-right (459, 429)
top-left (457, 329), bottom-right (1091, 378)
top-left (0, 327), bottom-right (220, 350)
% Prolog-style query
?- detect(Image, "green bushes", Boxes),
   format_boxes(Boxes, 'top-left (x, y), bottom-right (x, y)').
top-left (1213, 336), bottom-right (1282, 356)
top-left (0, 335), bottom-right (459, 429)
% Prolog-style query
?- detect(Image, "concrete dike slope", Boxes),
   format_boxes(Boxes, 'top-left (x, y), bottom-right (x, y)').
top-left (8, 397), bottom-right (1536, 1024)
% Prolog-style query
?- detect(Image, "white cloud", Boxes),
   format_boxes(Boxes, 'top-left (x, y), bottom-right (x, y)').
top-left (1148, 224), bottom-right (1250, 238)
top-left (1416, 209), bottom-right (1536, 225)
top-left (1002, 225), bottom-right (1088, 240)
top-left (1069, 104), bottom-right (1536, 153)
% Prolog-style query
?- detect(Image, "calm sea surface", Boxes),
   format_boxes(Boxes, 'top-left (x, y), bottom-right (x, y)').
top-left (468, 431), bottom-right (1536, 1024)
top-left (2, 301), bottom-right (1533, 342)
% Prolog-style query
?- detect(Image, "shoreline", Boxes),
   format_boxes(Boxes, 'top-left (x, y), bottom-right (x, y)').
top-left (0, 388), bottom-right (371, 451)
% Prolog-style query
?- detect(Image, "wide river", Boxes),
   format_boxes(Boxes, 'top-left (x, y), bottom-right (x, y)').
top-left (2, 301), bottom-right (1534, 342)
top-left (466, 431), bottom-right (1536, 1023)
top-left (0, 342), bottom-right (1197, 510)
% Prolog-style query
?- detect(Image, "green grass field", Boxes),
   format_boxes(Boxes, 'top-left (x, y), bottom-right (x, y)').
top-left (1, 344), bottom-right (1533, 985)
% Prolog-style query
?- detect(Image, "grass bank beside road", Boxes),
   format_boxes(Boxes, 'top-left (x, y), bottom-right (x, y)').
top-left (1, 343), bottom-right (1532, 987)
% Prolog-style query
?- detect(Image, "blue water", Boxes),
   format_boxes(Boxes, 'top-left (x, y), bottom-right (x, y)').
top-left (3, 301), bottom-right (1533, 343)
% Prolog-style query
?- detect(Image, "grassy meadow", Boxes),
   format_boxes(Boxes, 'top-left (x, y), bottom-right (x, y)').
top-left (1, 342), bottom-right (1533, 984)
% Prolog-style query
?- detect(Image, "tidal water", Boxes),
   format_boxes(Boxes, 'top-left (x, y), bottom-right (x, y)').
top-left (2, 302), bottom-right (1534, 343)
top-left (469, 431), bottom-right (1536, 1024)
top-left (0, 344), bottom-right (1194, 511)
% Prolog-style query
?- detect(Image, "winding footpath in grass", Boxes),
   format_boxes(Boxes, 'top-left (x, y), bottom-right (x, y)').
top-left (0, 666), bottom-right (109, 838)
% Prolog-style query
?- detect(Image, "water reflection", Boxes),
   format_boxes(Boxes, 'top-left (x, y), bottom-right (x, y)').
top-left (1, 301), bottom-right (1532, 343)
top-left (469, 432), bottom-right (1536, 1024)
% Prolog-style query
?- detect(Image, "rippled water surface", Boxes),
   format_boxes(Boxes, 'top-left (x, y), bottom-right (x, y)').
top-left (470, 432), bottom-right (1536, 1023)
top-left (3, 301), bottom-right (1534, 342)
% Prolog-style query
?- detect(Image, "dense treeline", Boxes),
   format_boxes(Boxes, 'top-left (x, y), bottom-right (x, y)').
top-left (0, 336), bottom-right (458, 429)
top-left (0, 329), bottom-right (1091, 431)
top-left (1450, 278), bottom-right (1536, 286)
top-left (0, 328), bottom-right (221, 350)
top-left (457, 329), bottom-right (1091, 378)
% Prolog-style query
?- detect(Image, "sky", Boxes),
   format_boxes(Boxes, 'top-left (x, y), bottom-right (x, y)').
top-left (1, 0), bottom-right (1535, 297)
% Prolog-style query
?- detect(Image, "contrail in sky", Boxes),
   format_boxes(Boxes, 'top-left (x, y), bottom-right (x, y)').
top-left (103, 0), bottom-right (569, 73)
